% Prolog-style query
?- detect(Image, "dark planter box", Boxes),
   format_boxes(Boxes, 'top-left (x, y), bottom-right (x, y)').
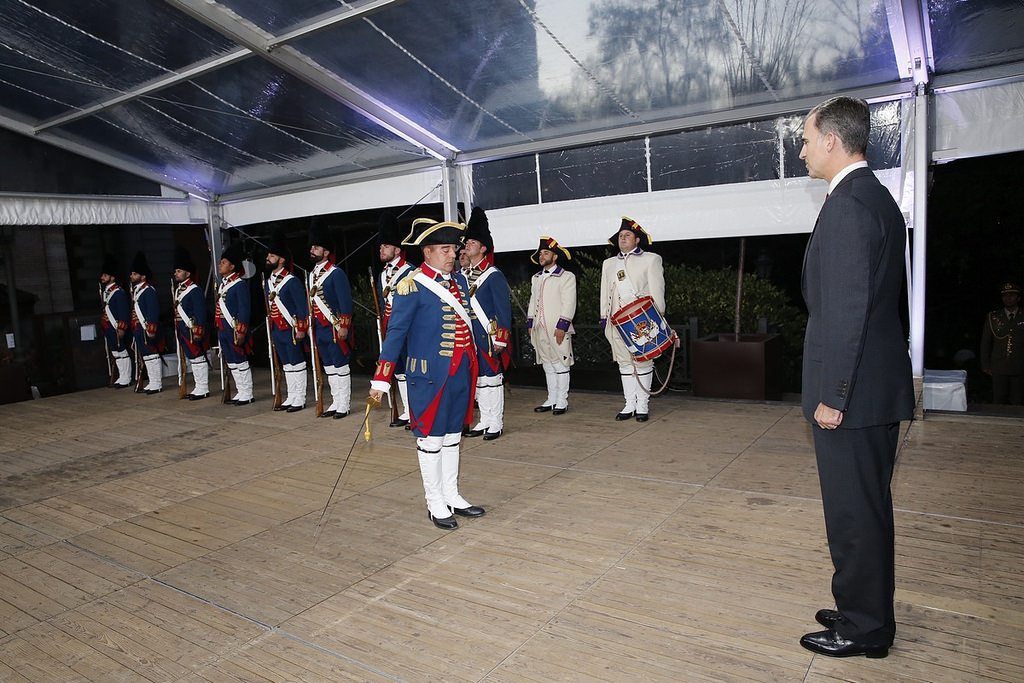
top-left (691, 333), bottom-right (782, 400)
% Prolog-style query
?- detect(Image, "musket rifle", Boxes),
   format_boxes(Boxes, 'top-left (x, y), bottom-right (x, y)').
top-left (369, 266), bottom-right (399, 425)
top-left (172, 278), bottom-right (188, 399)
top-left (99, 283), bottom-right (116, 385)
top-left (306, 273), bottom-right (325, 416)
top-left (261, 273), bottom-right (284, 410)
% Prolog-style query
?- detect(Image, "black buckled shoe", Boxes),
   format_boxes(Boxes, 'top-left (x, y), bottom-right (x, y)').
top-left (464, 428), bottom-right (484, 438)
top-left (635, 413), bottom-right (649, 422)
top-left (552, 406), bottom-right (567, 415)
top-left (450, 505), bottom-right (485, 517)
top-left (273, 405), bottom-right (288, 412)
top-left (482, 429), bottom-right (502, 441)
top-left (534, 405), bottom-right (553, 413)
top-left (188, 392), bottom-right (209, 401)
top-left (615, 411), bottom-right (634, 421)
top-left (333, 410), bottom-right (349, 419)
top-left (389, 418), bottom-right (410, 428)
top-left (429, 512), bottom-right (458, 530)
top-left (232, 398), bottom-right (255, 405)
top-left (286, 404), bottom-right (305, 413)
top-left (320, 410), bottom-right (336, 418)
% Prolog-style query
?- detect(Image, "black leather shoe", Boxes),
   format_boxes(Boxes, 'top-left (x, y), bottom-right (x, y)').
top-left (799, 629), bottom-right (889, 658)
top-left (320, 410), bottom-right (336, 418)
top-left (113, 383), bottom-right (131, 389)
top-left (482, 429), bottom-right (502, 441)
top-left (144, 388), bottom-right (162, 395)
top-left (534, 405), bottom-right (553, 413)
top-left (333, 410), bottom-right (350, 419)
top-left (451, 505), bottom-right (485, 517)
top-left (615, 411), bottom-right (634, 421)
top-left (389, 418), bottom-right (409, 428)
top-left (465, 428), bottom-right (484, 438)
top-left (428, 512), bottom-right (458, 530)
top-left (635, 413), bottom-right (649, 422)
top-left (232, 398), bottom-right (255, 405)
top-left (552, 406), bottom-right (567, 415)
top-left (815, 609), bottom-right (841, 629)
top-left (273, 405), bottom-right (287, 412)
top-left (188, 392), bottom-right (209, 401)
top-left (286, 405), bottom-right (305, 413)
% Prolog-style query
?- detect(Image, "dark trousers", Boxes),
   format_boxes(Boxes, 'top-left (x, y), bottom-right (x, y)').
top-left (813, 421), bottom-right (900, 647)
top-left (992, 373), bottom-right (1023, 405)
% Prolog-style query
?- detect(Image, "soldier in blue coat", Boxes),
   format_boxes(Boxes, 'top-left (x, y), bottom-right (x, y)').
top-left (461, 207), bottom-right (512, 441)
top-left (172, 247), bottom-right (211, 400)
top-left (99, 254), bottom-right (132, 388)
top-left (377, 211), bottom-right (415, 427)
top-left (129, 251), bottom-right (164, 394)
top-left (308, 218), bottom-right (354, 418)
top-left (216, 242), bottom-right (254, 405)
top-left (370, 218), bottom-right (485, 530)
top-left (265, 226), bottom-right (310, 412)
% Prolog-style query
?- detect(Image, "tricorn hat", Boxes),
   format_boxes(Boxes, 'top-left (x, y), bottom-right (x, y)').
top-left (267, 224), bottom-right (291, 261)
top-left (101, 253), bottom-right (120, 278)
top-left (530, 236), bottom-right (571, 265)
top-left (130, 251), bottom-right (152, 279)
top-left (377, 211), bottom-right (404, 247)
top-left (1001, 282), bottom-right (1021, 295)
top-left (307, 216), bottom-right (334, 253)
top-left (173, 246), bottom-right (195, 274)
top-left (608, 216), bottom-right (652, 249)
top-left (402, 218), bottom-right (465, 247)
top-left (463, 206), bottom-right (493, 253)
top-left (221, 241), bottom-right (245, 274)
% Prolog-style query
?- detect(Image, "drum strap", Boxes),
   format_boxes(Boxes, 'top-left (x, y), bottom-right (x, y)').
top-left (613, 254), bottom-right (639, 307)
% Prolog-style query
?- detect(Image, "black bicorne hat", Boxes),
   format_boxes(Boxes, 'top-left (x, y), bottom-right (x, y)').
top-left (464, 206), bottom-right (493, 253)
top-left (530, 236), bottom-right (571, 265)
top-left (608, 216), bottom-right (652, 249)
top-left (402, 218), bottom-right (465, 247)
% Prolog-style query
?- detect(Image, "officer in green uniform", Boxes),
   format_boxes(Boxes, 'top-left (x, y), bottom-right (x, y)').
top-left (980, 282), bottom-right (1024, 404)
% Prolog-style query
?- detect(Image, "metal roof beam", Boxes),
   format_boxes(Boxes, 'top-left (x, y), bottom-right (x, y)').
top-left (269, 0), bottom-right (411, 48)
top-left (0, 109), bottom-right (211, 198)
top-left (34, 49), bottom-right (252, 133)
top-left (164, 0), bottom-right (456, 161)
top-left (884, 0), bottom-right (933, 86)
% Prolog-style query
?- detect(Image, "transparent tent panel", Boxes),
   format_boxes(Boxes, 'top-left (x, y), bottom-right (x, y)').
top-left (928, 0), bottom-right (1024, 74)
top-left (0, 0), bottom-right (234, 111)
top-left (214, 0), bottom-right (347, 34)
top-left (293, 0), bottom-right (903, 152)
top-left (474, 101), bottom-right (903, 210)
top-left (57, 61), bottom-right (429, 195)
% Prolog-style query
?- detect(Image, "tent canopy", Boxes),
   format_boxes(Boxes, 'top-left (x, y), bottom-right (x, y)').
top-left (2, 0), bottom-right (1022, 204)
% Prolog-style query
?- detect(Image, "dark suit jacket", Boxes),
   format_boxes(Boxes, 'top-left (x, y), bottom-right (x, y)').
top-left (801, 166), bottom-right (914, 428)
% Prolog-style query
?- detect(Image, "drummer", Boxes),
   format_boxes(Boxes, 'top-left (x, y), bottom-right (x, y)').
top-left (599, 217), bottom-right (666, 422)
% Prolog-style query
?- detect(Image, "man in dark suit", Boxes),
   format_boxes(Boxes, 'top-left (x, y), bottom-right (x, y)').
top-left (798, 96), bottom-right (914, 659)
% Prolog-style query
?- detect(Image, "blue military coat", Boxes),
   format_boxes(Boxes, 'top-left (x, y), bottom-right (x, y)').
top-left (173, 278), bottom-right (209, 359)
top-left (131, 281), bottom-right (162, 355)
top-left (467, 261), bottom-right (512, 376)
top-left (373, 264), bottom-right (478, 437)
top-left (265, 268), bottom-right (309, 366)
top-left (308, 261), bottom-right (353, 367)
top-left (101, 282), bottom-right (131, 352)
top-left (216, 273), bottom-right (251, 363)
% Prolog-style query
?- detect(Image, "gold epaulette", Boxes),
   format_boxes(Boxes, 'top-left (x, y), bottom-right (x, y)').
top-left (396, 269), bottom-right (421, 295)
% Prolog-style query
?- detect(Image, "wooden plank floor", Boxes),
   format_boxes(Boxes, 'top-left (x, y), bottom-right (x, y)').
top-left (2, 372), bottom-right (1023, 682)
